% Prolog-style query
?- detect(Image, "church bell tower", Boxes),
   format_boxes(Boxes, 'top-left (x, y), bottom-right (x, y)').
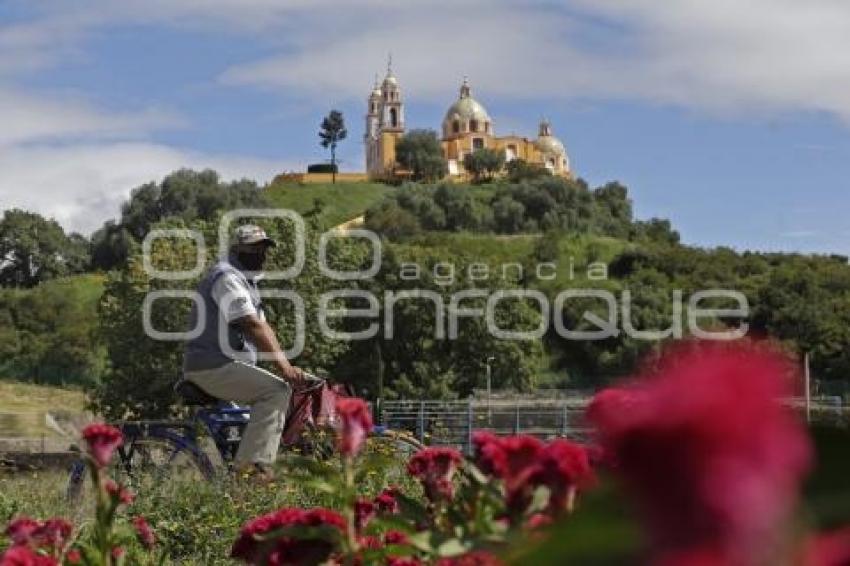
top-left (366, 56), bottom-right (405, 179)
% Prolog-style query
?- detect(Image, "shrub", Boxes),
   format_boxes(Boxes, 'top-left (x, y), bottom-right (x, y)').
top-left (307, 163), bottom-right (339, 174)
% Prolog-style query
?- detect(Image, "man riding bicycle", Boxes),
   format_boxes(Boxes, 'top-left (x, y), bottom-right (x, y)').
top-left (182, 224), bottom-right (304, 478)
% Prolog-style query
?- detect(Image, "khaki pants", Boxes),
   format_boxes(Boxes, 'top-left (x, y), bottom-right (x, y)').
top-left (185, 361), bottom-right (292, 466)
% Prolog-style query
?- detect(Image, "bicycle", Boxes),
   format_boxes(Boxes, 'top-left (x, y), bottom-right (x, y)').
top-left (66, 374), bottom-right (422, 500)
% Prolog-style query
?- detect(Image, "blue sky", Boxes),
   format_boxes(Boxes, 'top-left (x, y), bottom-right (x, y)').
top-left (2, 0), bottom-right (850, 256)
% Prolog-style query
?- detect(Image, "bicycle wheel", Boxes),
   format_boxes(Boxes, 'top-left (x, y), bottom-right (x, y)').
top-left (66, 432), bottom-right (213, 501)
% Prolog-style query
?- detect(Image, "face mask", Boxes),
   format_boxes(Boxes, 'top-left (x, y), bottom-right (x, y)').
top-left (236, 251), bottom-right (265, 272)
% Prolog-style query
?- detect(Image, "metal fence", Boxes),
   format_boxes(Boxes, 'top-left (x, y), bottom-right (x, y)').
top-left (378, 398), bottom-right (591, 454)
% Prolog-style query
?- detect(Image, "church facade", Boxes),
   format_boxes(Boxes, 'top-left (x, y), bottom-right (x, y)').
top-left (365, 66), bottom-right (571, 181)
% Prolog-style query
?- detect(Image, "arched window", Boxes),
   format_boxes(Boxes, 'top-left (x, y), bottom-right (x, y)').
top-left (484, 122), bottom-right (490, 133)
top-left (390, 108), bottom-right (398, 128)
top-left (470, 119), bottom-right (479, 132)
top-left (452, 120), bottom-right (460, 134)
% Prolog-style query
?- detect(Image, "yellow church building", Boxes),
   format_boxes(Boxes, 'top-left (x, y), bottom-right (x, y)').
top-left (365, 66), bottom-right (571, 181)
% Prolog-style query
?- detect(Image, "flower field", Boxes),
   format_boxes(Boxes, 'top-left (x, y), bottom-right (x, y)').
top-left (3, 342), bottom-right (850, 565)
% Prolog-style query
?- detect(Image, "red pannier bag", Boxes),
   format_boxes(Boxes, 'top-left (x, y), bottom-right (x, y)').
top-left (281, 380), bottom-right (355, 447)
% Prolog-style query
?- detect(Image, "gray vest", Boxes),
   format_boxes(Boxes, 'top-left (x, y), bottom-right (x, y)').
top-left (183, 258), bottom-right (263, 372)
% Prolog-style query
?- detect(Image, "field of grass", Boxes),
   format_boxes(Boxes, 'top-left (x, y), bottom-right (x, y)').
top-left (0, 381), bottom-right (87, 415)
top-left (265, 181), bottom-right (393, 228)
top-left (0, 381), bottom-right (88, 438)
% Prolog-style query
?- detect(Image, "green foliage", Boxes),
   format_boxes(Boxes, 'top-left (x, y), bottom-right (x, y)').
top-left (0, 275), bottom-right (105, 387)
top-left (505, 159), bottom-right (552, 183)
top-left (91, 169), bottom-right (267, 270)
top-left (462, 148), bottom-right (505, 183)
top-left (364, 201), bottom-right (422, 240)
top-left (0, 209), bottom-right (89, 287)
top-left (630, 218), bottom-right (680, 245)
top-left (334, 244), bottom-right (545, 399)
top-left (319, 110), bottom-right (347, 183)
top-left (307, 163), bottom-right (339, 174)
top-left (395, 130), bottom-right (448, 182)
top-left (366, 177), bottom-right (634, 238)
top-left (90, 222), bottom-right (135, 272)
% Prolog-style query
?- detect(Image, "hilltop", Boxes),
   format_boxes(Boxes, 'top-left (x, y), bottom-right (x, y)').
top-left (265, 180), bottom-right (392, 227)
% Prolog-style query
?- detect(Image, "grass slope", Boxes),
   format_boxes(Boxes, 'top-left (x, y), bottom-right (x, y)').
top-left (265, 181), bottom-right (393, 228)
top-left (0, 381), bottom-right (87, 414)
top-left (0, 381), bottom-right (87, 437)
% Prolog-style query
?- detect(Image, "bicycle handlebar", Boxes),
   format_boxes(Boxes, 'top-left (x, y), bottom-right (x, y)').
top-left (295, 371), bottom-right (326, 392)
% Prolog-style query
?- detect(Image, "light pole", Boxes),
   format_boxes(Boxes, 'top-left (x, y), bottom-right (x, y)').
top-left (485, 356), bottom-right (495, 424)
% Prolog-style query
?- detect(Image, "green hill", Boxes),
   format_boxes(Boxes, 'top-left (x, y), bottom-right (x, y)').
top-left (266, 181), bottom-right (393, 227)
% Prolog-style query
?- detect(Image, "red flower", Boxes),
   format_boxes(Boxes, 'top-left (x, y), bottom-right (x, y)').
top-left (0, 546), bottom-right (58, 565)
top-left (81, 423), bottom-right (123, 468)
top-left (359, 535), bottom-right (382, 550)
top-left (65, 549), bottom-right (81, 564)
top-left (110, 547), bottom-right (125, 560)
top-left (435, 551), bottom-right (505, 565)
top-left (374, 486), bottom-right (400, 514)
top-left (132, 516), bottom-right (156, 550)
top-left (32, 519), bottom-right (72, 552)
top-left (472, 434), bottom-right (545, 516)
top-left (471, 431), bottom-right (504, 476)
top-left (472, 432), bottom-right (594, 520)
top-left (527, 439), bottom-right (594, 514)
top-left (801, 527), bottom-right (850, 566)
top-left (336, 398), bottom-right (373, 458)
top-left (587, 341), bottom-right (813, 564)
top-left (104, 480), bottom-right (134, 505)
top-left (384, 530), bottom-right (410, 546)
top-left (354, 499), bottom-right (375, 534)
top-left (4, 518), bottom-right (40, 546)
top-left (231, 507), bottom-right (346, 565)
top-left (525, 513), bottom-right (552, 530)
top-left (407, 448), bottom-right (463, 502)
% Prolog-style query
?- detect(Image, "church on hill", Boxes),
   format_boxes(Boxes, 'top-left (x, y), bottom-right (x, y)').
top-left (364, 63), bottom-right (572, 181)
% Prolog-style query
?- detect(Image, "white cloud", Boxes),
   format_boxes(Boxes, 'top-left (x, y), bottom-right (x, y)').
top-left (216, 0), bottom-right (850, 123)
top-left (0, 142), bottom-right (297, 235)
top-left (11, 1), bottom-right (850, 121)
top-left (0, 88), bottom-right (182, 146)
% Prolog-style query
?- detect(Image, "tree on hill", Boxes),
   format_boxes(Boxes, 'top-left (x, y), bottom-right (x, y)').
top-left (463, 148), bottom-right (505, 183)
top-left (505, 158), bottom-right (551, 182)
top-left (90, 169), bottom-right (267, 270)
top-left (319, 110), bottom-right (347, 184)
top-left (395, 129), bottom-right (448, 182)
top-left (0, 209), bottom-right (89, 287)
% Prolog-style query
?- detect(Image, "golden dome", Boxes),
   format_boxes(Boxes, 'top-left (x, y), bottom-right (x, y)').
top-left (535, 120), bottom-right (566, 156)
top-left (535, 135), bottom-right (566, 156)
top-left (443, 78), bottom-right (491, 124)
